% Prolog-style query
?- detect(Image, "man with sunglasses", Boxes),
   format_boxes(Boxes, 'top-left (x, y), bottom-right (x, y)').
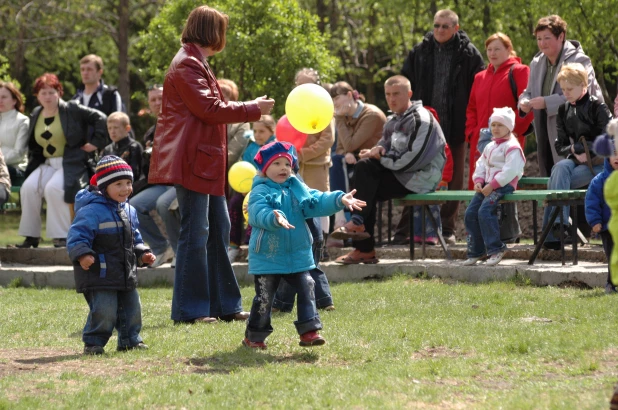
top-left (400, 9), bottom-right (484, 245)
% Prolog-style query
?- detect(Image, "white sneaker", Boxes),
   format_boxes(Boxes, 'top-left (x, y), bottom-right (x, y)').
top-left (462, 256), bottom-right (484, 266)
top-left (149, 247), bottom-right (174, 268)
top-left (170, 257), bottom-right (176, 268)
top-left (227, 247), bottom-right (240, 262)
top-left (486, 251), bottom-right (505, 266)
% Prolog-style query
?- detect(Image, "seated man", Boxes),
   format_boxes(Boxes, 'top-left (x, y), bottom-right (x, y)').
top-left (331, 75), bottom-right (446, 263)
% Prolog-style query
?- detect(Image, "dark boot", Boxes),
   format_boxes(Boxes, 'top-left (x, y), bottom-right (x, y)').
top-left (16, 237), bottom-right (40, 249)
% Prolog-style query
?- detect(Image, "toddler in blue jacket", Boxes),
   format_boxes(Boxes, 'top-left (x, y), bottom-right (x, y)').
top-left (243, 141), bottom-right (365, 349)
top-left (587, 130), bottom-right (618, 293)
top-left (67, 155), bottom-right (156, 355)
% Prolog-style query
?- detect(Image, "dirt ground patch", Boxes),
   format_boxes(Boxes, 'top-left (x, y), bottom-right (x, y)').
top-left (0, 348), bottom-right (193, 378)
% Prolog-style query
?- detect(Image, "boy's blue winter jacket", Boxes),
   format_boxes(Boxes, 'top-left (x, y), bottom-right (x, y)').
top-left (585, 159), bottom-right (614, 232)
top-left (67, 187), bottom-right (150, 293)
top-left (247, 175), bottom-right (344, 275)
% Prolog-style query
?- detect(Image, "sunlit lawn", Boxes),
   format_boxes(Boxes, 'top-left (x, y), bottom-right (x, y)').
top-left (1, 275), bottom-right (617, 409)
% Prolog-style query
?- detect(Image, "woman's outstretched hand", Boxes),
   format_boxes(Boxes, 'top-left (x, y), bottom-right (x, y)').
top-left (256, 95), bottom-right (275, 115)
top-left (341, 189), bottom-right (366, 211)
top-left (273, 210), bottom-right (294, 229)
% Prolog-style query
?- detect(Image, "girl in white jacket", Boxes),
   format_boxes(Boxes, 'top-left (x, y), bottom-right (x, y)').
top-left (463, 107), bottom-right (525, 266)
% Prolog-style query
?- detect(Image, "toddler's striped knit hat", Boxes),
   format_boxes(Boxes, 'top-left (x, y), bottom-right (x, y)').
top-left (89, 155), bottom-right (133, 191)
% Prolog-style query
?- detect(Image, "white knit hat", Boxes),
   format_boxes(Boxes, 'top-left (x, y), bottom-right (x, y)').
top-left (489, 107), bottom-right (516, 132)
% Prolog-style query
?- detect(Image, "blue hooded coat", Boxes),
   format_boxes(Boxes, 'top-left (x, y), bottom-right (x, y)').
top-left (585, 159), bottom-right (615, 232)
top-left (247, 174), bottom-right (344, 275)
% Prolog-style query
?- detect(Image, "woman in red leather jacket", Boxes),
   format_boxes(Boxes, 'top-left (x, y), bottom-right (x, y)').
top-left (149, 5), bottom-right (274, 324)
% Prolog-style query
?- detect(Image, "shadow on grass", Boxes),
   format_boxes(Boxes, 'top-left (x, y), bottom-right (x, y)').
top-left (185, 346), bottom-right (319, 374)
top-left (14, 354), bottom-right (82, 364)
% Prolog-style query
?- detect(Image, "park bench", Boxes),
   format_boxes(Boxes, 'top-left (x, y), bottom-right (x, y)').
top-left (393, 188), bottom-right (587, 266)
top-left (375, 177), bottom-right (551, 246)
top-left (3, 185), bottom-right (21, 211)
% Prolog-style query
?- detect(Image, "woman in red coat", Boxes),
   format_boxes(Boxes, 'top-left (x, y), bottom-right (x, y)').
top-left (465, 32), bottom-right (534, 190)
top-left (149, 5), bottom-right (274, 324)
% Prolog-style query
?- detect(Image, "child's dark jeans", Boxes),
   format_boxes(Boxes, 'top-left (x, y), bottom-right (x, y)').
top-left (228, 192), bottom-right (247, 247)
top-left (82, 289), bottom-right (144, 349)
top-left (245, 272), bottom-right (322, 343)
top-left (272, 217), bottom-right (333, 311)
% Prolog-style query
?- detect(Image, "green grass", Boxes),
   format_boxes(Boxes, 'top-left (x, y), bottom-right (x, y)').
top-left (0, 211), bottom-right (54, 247)
top-left (1, 276), bottom-right (617, 409)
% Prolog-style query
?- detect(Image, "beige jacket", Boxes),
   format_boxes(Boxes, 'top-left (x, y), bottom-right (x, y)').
top-left (335, 103), bottom-right (386, 156)
top-left (227, 122), bottom-right (250, 168)
top-left (298, 119), bottom-right (335, 166)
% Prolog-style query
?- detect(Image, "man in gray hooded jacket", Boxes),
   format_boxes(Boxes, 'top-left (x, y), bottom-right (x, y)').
top-left (331, 75), bottom-right (446, 264)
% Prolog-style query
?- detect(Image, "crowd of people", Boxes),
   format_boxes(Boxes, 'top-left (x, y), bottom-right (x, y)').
top-left (2, 5), bottom-right (618, 353)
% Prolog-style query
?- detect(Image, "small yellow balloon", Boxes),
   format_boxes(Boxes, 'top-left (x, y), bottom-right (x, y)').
top-left (243, 191), bottom-right (250, 222)
top-left (285, 83), bottom-right (334, 134)
top-left (229, 161), bottom-right (257, 194)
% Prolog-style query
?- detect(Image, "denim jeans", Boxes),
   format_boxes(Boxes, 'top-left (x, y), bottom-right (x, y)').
top-left (245, 272), bottom-right (322, 343)
top-left (329, 154), bottom-right (349, 192)
top-left (172, 186), bottom-right (243, 321)
top-left (542, 159), bottom-right (603, 242)
top-left (464, 185), bottom-right (514, 258)
top-left (132, 185), bottom-right (180, 255)
top-left (272, 217), bottom-right (333, 311)
top-left (82, 289), bottom-right (143, 349)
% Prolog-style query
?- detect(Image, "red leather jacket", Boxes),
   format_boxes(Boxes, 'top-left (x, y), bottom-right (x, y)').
top-left (149, 43), bottom-right (261, 195)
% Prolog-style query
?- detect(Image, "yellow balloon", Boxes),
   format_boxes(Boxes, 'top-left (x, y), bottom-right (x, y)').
top-left (285, 83), bottom-right (334, 134)
top-left (243, 191), bottom-right (250, 222)
top-left (229, 161), bottom-right (257, 194)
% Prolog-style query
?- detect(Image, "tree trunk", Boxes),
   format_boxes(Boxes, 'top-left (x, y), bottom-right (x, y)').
top-left (365, 7), bottom-right (377, 104)
top-left (117, 0), bottom-right (130, 112)
top-left (316, 0), bottom-right (326, 34)
top-left (11, 22), bottom-right (28, 88)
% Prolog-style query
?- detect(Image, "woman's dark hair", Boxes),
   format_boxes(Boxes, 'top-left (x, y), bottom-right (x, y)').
top-left (534, 15), bottom-right (567, 40)
top-left (0, 81), bottom-right (24, 113)
top-left (33, 73), bottom-right (64, 98)
top-left (181, 6), bottom-right (229, 52)
top-left (329, 81), bottom-right (365, 102)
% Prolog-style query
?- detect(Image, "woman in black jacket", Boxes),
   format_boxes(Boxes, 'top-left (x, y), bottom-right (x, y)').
top-left (16, 73), bottom-right (108, 248)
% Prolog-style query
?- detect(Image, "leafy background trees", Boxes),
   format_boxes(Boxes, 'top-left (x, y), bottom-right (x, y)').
top-left (0, 0), bottom-right (616, 137)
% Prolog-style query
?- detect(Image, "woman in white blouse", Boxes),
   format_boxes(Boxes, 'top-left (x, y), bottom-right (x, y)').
top-left (0, 82), bottom-right (29, 184)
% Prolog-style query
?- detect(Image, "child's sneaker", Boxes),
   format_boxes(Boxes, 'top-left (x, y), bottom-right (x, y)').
top-left (83, 345), bottom-right (104, 355)
top-left (414, 236), bottom-right (439, 245)
top-left (486, 250), bottom-right (505, 266)
top-left (242, 338), bottom-right (267, 350)
top-left (117, 342), bottom-right (149, 352)
top-left (462, 256), bottom-right (484, 266)
top-left (299, 330), bottom-right (326, 347)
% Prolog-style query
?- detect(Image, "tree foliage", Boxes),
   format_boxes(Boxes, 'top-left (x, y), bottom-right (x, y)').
top-left (137, 0), bottom-right (339, 118)
top-left (300, 0), bottom-right (617, 110)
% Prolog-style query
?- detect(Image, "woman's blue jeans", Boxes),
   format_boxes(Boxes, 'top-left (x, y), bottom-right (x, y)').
top-left (131, 185), bottom-right (180, 255)
top-left (245, 272), bottom-right (322, 343)
top-left (542, 159), bottom-right (602, 242)
top-left (82, 289), bottom-right (143, 349)
top-left (272, 217), bottom-right (333, 311)
top-left (464, 185), bottom-right (514, 258)
top-left (171, 186), bottom-right (243, 322)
